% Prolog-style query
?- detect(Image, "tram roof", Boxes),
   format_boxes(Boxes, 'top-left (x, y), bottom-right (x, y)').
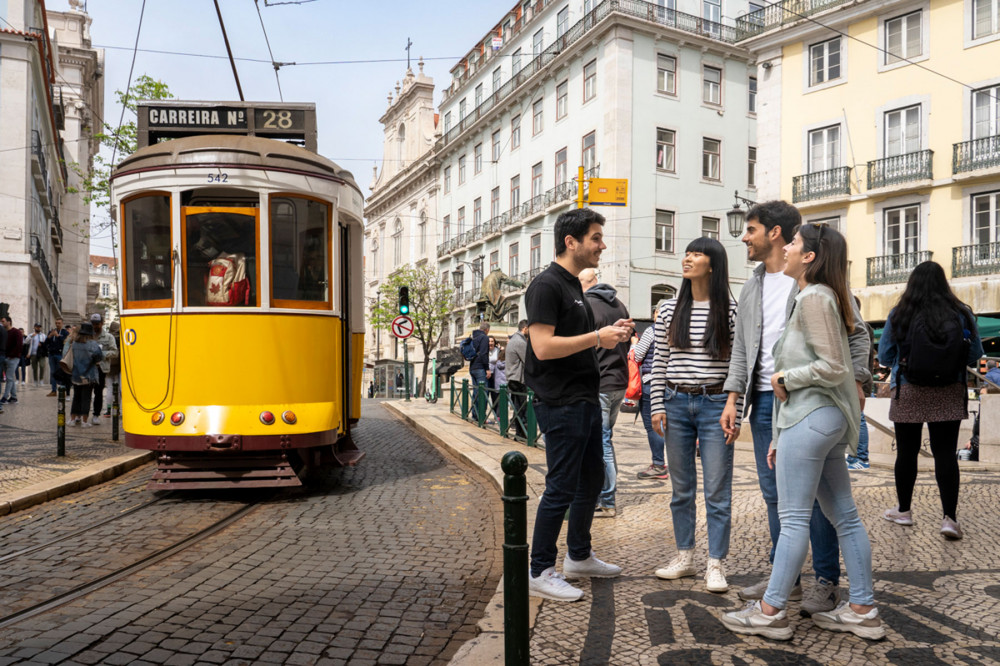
top-left (111, 135), bottom-right (361, 195)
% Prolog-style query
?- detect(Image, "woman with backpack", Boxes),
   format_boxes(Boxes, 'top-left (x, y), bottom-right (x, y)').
top-left (68, 323), bottom-right (104, 428)
top-left (649, 236), bottom-right (740, 593)
top-left (877, 261), bottom-right (983, 540)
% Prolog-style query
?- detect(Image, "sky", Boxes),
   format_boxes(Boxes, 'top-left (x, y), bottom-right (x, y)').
top-left (45, 0), bottom-right (516, 253)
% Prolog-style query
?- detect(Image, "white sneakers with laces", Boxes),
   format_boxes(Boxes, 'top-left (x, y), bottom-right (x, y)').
top-left (705, 557), bottom-right (728, 593)
top-left (654, 550), bottom-right (696, 580)
top-left (563, 551), bottom-right (622, 578)
top-left (528, 567), bottom-right (584, 602)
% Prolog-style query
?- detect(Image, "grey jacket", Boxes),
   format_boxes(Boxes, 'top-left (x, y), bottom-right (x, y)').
top-left (506, 331), bottom-right (527, 384)
top-left (723, 262), bottom-right (871, 417)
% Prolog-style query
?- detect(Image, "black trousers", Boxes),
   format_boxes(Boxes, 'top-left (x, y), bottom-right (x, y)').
top-left (508, 380), bottom-right (528, 438)
top-left (893, 420), bottom-right (962, 520)
top-left (92, 369), bottom-right (107, 416)
top-left (71, 383), bottom-right (93, 417)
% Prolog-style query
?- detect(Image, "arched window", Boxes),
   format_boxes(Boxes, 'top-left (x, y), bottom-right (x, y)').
top-left (650, 283), bottom-right (676, 317)
top-left (397, 124), bottom-right (406, 166)
top-left (393, 218), bottom-right (403, 265)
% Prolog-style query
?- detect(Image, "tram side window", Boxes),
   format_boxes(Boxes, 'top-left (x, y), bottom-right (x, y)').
top-left (123, 195), bottom-right (172, 306)
top-left (183, 209), bottom-right (258, 307)
top-left (271, 197), bottom-right (331, 307)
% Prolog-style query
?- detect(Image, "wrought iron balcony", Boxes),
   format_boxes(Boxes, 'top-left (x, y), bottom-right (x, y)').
top-left (50, 206), bottom-right (63, 253)
top-left (866, 251), bottom-right (932, 286)
top-left (735, 0), bottom-right (855, 39)
top-left (792, 166), bottom-right (852, 203)
top-left (866, 150), bottom-right (933, 190)
top-left (953, 135), bottom-right (1000, 174)
top-left (953, 242), bottom-right (1000, 277)
top-left (30, 235), bottom-right (62, 311)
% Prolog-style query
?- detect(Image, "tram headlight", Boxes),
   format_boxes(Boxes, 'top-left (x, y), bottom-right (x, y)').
top-left (260, 411), bottom-right (276, 425)
top-left (151, 411), bottom-right (165, 425)
top-left (170, 412), bottom-right (185, 426)
top-left (281, 410), bottom-right (297, 425)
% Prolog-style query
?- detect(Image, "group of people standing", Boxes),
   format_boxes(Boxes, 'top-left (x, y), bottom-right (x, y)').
top-left (519, 203), bottom-right (983, 643)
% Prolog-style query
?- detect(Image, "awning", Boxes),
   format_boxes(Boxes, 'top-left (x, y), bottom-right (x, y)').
top-left (873, 316), bottom-right (1000, 343)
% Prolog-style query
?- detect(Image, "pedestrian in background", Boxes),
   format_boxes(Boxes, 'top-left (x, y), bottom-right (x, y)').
top-left (104, 321), bottom-right (122, 417)
top-left (469, 322), bottom-right (491, 420)
top-left (525, 208), bottom-right (631, 602)
top-left (878, 261), bottom-right (983, 540)
top-left (89, 314), bottom-right (118, 426)
top-left (581, 266), bottom-right (631, 518)
top-left (722, 223), bottom-right (884, 641)
top-left (494, 348), bottom-right (507, 388)
top-left (984, 359), bottom-right (1000, 388)
top-left (846, 295), bottom-right (875, 471)
top-left (28, 323), bottom-right (47, 386)
top-left (1, 316), bottom-right (23, 404)
top-left (68, 322), bottom-right (103, 428)
top-left (505, 320), bottom-right (529, 439)
top-left (45, 318), bottom-right (66, 396)
top-left (0, 319), bottom-right (6, 414)
top-left (634, 319), bottom-right (668, 480)
top-left (650, 237), bottom-right (739, 593)
top-left (18, 328), bottom-right (29, 386)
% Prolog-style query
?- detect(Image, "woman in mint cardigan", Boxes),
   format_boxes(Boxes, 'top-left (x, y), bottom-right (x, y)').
top-left (721, 223), bottom-right (884, 642)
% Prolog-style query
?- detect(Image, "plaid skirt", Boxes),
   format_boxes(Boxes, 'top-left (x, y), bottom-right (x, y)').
top-left (888, 382), bottom-right (967, 423)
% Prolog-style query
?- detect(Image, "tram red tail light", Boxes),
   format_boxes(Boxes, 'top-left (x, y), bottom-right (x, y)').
top-left (151, 411), bottom-right (165, 425)
top-left (170, 412), bottom-right (185, 426)
top-left (260, 411), bottom-right (275, 425)
top-left (281, 410), bottom-right (297, 424)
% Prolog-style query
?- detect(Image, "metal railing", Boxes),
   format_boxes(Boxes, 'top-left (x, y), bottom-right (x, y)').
top-left (867, 150), bottom-right (933, 190)
top-left (953, 242), bottom-right (1000, 277)
top-left (30, 235), bottom-right (62, 311)
top-left (866, 250), bottom-right (932, 286)
top-left (450, 377), bottom-right (539, 447)
top-left (30, 130), bottom-right (54, 207)
top-left (792, 166), bottom-right (852, 202)
top-left (735, 0), bottom-right (855, 39)
top-left (50, 206), bottom-right (63, 252)
top-left (953, 135), bottom-right (1000, 174)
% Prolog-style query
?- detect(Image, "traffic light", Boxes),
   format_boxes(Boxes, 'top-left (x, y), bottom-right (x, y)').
top-left (398, 286), bottom-right (410, 315)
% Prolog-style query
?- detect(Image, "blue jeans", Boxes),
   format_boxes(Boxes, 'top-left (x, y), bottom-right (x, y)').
top-left (846, 412), bottom-right (869, 464)
top-left (48, 356), bottom-right (61, 392)
top-left (2, 358), bottom-right (19, 399)
top-left (640, 381), bottom-right (665, 466)
top-left (530, 399), bottom-right (605, 576)
top-left (469, 367), bottom-right (487, 419)
top-left (750, 391), bottom-right (840, 582)
top-left (598, 389), bottom-right (625, 508)
top-left (662, 387), bottom-right (734, 559)
top-left (763, 406), bottom-right (875, 608)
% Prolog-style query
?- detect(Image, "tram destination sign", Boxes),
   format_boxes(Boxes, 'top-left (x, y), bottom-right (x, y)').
top-left (138, 101), bottom-right (317, 152)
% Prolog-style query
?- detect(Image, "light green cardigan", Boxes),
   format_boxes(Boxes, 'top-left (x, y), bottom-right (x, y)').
top-left (772, 283), bottom-right (861, 453)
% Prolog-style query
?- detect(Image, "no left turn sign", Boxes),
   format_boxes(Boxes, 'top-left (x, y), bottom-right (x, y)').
top-left (391, 315), bottom-right (414, 339)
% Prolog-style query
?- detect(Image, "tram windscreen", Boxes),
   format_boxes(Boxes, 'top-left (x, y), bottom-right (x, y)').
top-left (123, 195), bottom-right (172, 306)
top-left (271, 197), bottom-right (331, 306)
top-left (183, 209), bottom-right (258, 307)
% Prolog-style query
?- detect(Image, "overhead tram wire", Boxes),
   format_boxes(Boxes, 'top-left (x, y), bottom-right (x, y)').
top-left (254, 0), bottom-right (285, 102)
top-left (213, 0), bottom-right (245, 101)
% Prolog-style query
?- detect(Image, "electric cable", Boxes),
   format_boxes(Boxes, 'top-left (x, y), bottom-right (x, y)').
top-left (254, 0), bottom-right (285, 101)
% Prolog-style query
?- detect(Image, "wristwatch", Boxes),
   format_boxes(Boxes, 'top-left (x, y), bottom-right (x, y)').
top-left (777, 373), bottom-right (786, 386)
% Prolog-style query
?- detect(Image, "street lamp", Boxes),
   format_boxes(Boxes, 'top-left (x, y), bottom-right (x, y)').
top-left (727, 190), bottom-right (758, 238)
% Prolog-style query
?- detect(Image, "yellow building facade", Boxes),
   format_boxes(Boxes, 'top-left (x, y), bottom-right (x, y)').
top-left (739, 0), bottom-right (1000, 321)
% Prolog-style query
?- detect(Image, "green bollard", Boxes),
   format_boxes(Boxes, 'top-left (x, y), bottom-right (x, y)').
top-left (57, 385), bottom-right (66, 457)
top-left (498, 385), bottom-right (509, 437)
top-left (501, 451), bottom-right (530, 666)
top-left (477, 382), bottom-right (486, 427)
top-left (525, 390), bottom-right (538, 448)
top-left (450, 377), bottom-right (456, 413)
top-left (461, 379), bottom-right (470, 420)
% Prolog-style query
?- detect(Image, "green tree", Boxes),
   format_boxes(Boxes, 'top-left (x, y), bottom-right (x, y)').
top-left (368, 264), bottom-right (455, 395)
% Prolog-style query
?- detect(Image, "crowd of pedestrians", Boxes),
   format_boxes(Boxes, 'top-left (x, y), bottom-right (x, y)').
top-left (513, 202), bottom-right (988, 644)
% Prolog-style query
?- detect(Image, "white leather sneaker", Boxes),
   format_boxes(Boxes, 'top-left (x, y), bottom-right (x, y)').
top-left (528, 567), bottom-right (584, 602)
top-left (705, 557), bottom-right (729, 593)
top-left (563, 551), bottom-right (622, 578)
top-left (654, 550), bottom-right (696, 580)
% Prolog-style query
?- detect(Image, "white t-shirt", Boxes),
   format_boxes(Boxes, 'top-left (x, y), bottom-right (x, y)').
top-left (756, 271), bottom-right (796, 391)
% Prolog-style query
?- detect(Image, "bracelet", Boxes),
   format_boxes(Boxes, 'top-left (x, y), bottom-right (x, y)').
top-left (594, 329), bottom-right (601, 348)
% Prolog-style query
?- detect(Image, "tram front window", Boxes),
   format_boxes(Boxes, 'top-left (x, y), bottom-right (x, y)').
top-left (271, 196), bottom-right (331, 307)
top-left (123, 195), bottom-right (172, 307)
top-left (182, 208), bottom-right (258, 307)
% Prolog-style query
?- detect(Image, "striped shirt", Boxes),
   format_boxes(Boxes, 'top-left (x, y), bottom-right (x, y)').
top-left (650, 298), bottom-right (743, 424)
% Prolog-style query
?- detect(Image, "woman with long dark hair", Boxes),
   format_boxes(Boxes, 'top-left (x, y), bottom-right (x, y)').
top-left (721, 223), bottom-right (883, 640)
top-left (878, 261), bottom-right (982, 539)
top-left (650, 236), bottom-right (740, 593)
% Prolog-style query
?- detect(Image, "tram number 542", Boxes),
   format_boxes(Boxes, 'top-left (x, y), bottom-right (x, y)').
top-left (261, 109), bottom-right (294, 129)
top-left (207, 173), bottom-right (229, 183)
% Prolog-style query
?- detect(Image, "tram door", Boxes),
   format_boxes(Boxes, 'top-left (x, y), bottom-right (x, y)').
top-left (181, 207), bottom-right (260, 307)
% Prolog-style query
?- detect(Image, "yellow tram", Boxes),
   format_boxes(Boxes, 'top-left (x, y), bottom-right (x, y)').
top-left (110, 101), bottom-right (365, 489)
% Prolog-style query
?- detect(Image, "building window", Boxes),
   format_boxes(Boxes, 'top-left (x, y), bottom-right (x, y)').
top-left (458, 155), bottom-right (467, 184)
top-left (475, 83), bottom-right (483, 108)
top-left (885, 11), bottom-right (922, 65)
top-left (459, 98), bottom-right (467, 121)
top-left (655, 210), bottom-right (675, 253)
top-left (444, 111), bottom-right (452, 133)
top-left (472, 257), bottom-right (484, 290)
top-left (702, 216), bottom-right (720, 239)
top-left (748, 76), bottom-right (757, 113)
top-left (749, 147), bottom-right (757, 188)
top-left (809, 37), bottom-right (842, 86)
top-left (458, 206), bottom-right (466, 235)
top-left (491, 187), bottom-right (501, 218)
top-left (531, 162), bottom-right (544, 198)
top-left (973, 191), bottom-right (1000, 245)
top-left (657, 54), bottom-right (677, 94)
top-left (393, 218), bottom-right (403, 265)
top-left (556, 80), bottom-right (568, 120)
top-left (474, 143), bottom-right (483, 174)
top-left (582, 132), bottom-right (596, 172)
top-left (651, 284), bottom-right (676, 316)
top-left (490, 250), bottom-right (499, 273)
top-left (809, 125), bottom-right (841, 171)
top-left (512, 48), bottom-right (522, 74)
top-left (557, 6), bottom-right (570, 37)
top-left (454, 316), bottom-right (463, 340)
top-left (492, 129), bottom-right (501, 161)
top-left (702, 138), bottom-right (721, 180)
top-left (443, 166), bottom-right (451, 193)
top-left (443, 214), bottom-right (451, 241)
top-left (419, 212), bottom-right (427, 254)
top-left (493, 67), bottom-right (502, 93)
top-left (884, 204), bottom-right (920, 254)
top-left (703, 0), bottom-right (721, 32)
top-left (885, 105), bottom-right (921, 156)
top-left (809, 215), bottom-right (841, 232)
top-left (101, 283), bottom-right (110, 297)
top-left (973, 84), bottom-right (1000, 138)
top-left (511, 175), bottom-right (521, 209)
top-left (474, 198), bottom-right (482, 229)
top-left (509, 242), bottom-right (519, 276)
top-left (584, 60), bottom-right (597, 101)
top-left (533, 99), bottom-right (544, 135)
top-left (656, 128), bottom-right (675, 172)
top-left (975, 0), bottom-right (1000, 38)
top-left (533, 28), bottom-right (544, 56)
top-left (511, 115), bottom-right (521, 149)
top-left (555, 147), bottom-right (568, 185)
top-left (530, 233), bottom-right (542, 270)
top-left (703, 65), bottom-right (722, 105)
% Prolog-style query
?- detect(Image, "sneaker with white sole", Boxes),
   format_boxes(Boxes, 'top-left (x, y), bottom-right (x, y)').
top-left (811, 601), bottom-right (885, 640)
top-left (705, 558), bottom-right (728, 593)
top-left (563, 551), bottom-right (622, 578)
top-left (637, 464), bottom-right (669, 479)
top-left (528, 567), bottom-right (584, 602)
top-left (655, 550), bottom-right (696, 580)
top-left (941, 516), bottom-right (963, 540)
top-left (883, 506), bottom-right (914, 526)
top-left (90, 415), bottom-right (101, 426)
top-left (801, 577), bottom-right (840, 616)
top-left (738, 578), bottom-right (803, 602)
top-left (594, 506), bottom-right (616, 518)
top-left (720, 601), bottom-right (793, 641)
top-left (80, 421), bottom-right (93, 428)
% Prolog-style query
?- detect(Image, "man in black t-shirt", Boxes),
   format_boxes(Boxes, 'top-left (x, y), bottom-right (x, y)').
top-left (524, 208), bottom-right (633, 602)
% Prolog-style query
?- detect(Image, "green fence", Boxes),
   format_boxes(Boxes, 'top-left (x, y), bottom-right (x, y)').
top-left (450, 378), bottom-right (540, 447)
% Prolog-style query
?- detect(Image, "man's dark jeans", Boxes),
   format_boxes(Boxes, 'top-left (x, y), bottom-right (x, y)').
top-left (92, 368), bottom-right (107, 417)
top-left (469, 367), bottom-right (488, 420)
top-left (530, 399), bottom-right (604, 577)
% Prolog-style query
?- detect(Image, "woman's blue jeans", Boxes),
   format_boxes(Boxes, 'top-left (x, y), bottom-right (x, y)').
top-left (640, 381), bottom-right (665, 466)
top-left (764, 406), bottom-right (875, 609)
top-left (662, 387), bottom-right (733, 559)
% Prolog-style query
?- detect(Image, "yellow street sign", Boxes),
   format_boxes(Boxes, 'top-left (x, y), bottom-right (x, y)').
top-left (588, 178), bottom-right (628, 206)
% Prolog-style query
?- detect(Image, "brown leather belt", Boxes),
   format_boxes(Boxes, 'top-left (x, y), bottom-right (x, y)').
top-left (667, 380), bottom-right (726, 395)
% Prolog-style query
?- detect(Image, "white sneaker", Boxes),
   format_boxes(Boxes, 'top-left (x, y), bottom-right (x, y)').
top-left (90, 415), bottom-right (101, 425)
top-left (563, 551), bottom-right (622, 578)
top-left (528, 567), bottom-right (584, 602)
top-left (812, 601), bottom-right (885, 640)
top-left (80, 421), bottom-right (93, 428)
top-left (706, 557), bottom-right (729, 593)
top-left (655, 550), bottom-right (696, 580)
top-left (68, 417), bottom-right (80, 427)
top-left (721, 600), bottom-right (793, 640)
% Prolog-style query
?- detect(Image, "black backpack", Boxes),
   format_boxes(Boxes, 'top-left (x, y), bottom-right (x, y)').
top-left (898, 310), bottom-right (970, 389)
top-left (460, 336), bottom-right (478, 361)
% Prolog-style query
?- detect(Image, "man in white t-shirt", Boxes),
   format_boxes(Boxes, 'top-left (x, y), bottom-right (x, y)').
top-left (28, 323), bottom-right (47, 386)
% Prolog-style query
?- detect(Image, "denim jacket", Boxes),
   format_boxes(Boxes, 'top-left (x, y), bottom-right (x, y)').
top-left (877, 307), bottom-right (983, 389)
top-left (71, 340), bottom-right (104, 385)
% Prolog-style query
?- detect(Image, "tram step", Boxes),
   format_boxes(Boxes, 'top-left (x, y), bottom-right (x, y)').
top-left (150, 454), bottom-right (302, 490)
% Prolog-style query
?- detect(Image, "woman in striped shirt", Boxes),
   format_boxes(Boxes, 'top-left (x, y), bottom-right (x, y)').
top-left (650, 236), bottom-right (741, 593)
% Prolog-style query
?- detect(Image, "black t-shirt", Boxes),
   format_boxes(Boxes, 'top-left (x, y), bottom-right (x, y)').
top-left (524, 262), bottom-right (600, 405)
